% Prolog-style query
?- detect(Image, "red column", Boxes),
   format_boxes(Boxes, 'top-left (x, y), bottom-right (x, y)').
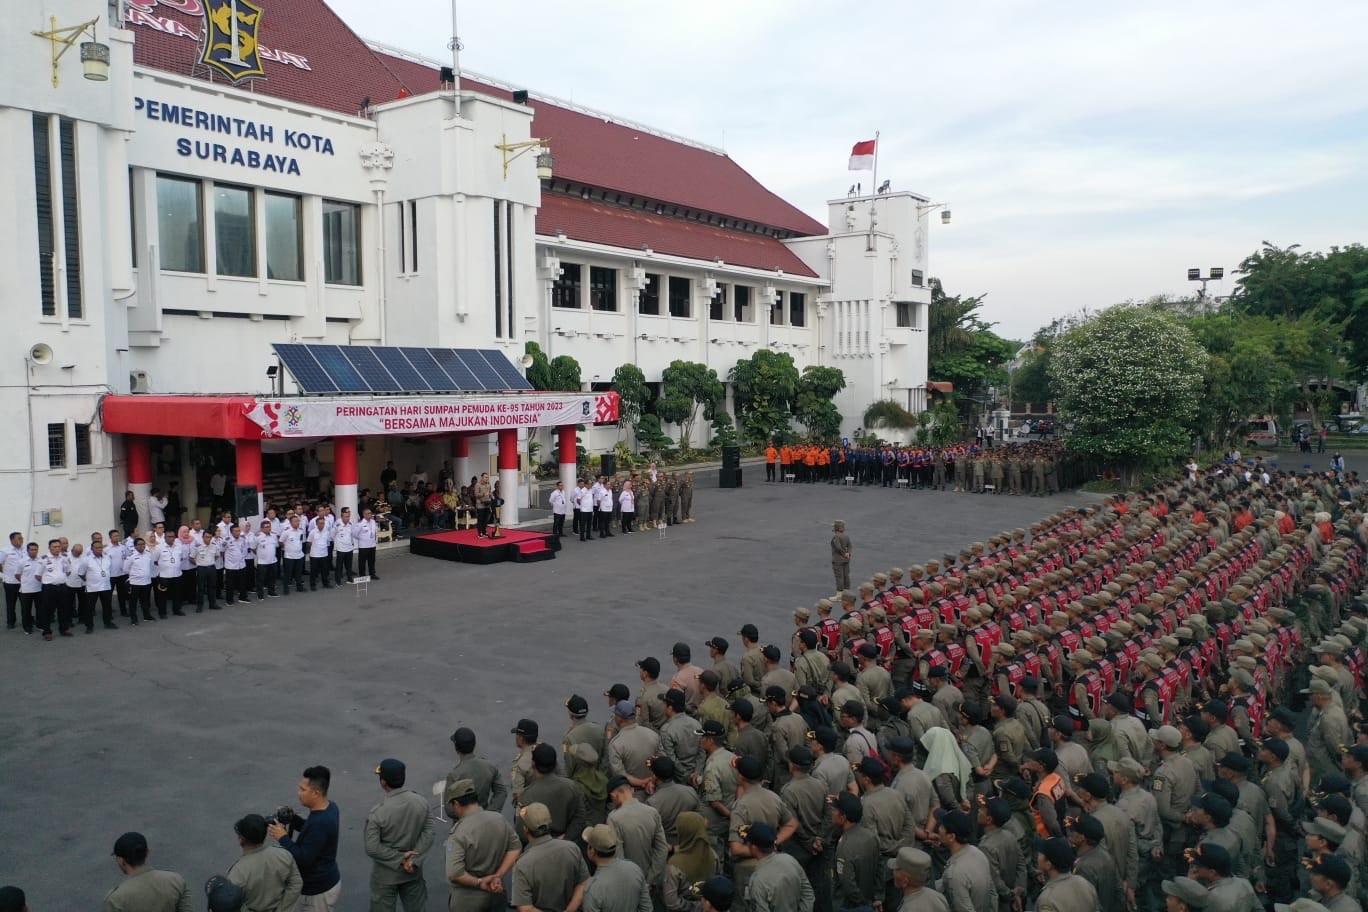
top-left (451, 434), bottom-right (470, 458)
top-left (558, 425), bottom-right (577, 464)
top-left (126, 435), bottom-right (153, 484)
top-left (333, 436), bottom-right (358, 486)
top-left (235, 438), bottom-right (263, 488)
top-left (498, 429), bottom-right (520, 470)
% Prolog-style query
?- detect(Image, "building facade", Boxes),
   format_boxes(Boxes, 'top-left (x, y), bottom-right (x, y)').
top-left (1, 0), bottom-right (937, 536)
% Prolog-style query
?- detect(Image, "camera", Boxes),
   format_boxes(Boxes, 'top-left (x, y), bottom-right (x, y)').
top-left (265, 805), bottom-right (301, 831)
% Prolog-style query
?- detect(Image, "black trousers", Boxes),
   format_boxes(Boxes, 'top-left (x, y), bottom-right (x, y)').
top-left (597, 508), bottom-right (612, 536)
top-left (255, 562), bottom-right (278, 597)
top-left (333, 550), bottom-right (354, 584)
top-left (309, 556), bottom-right (332, 588)
top-left (622, 512), bottom-right (634, 533)
top-left (3, 581), bottom-right (18, 627)
top-left (130, 584), bottom-right (152, 621)
top-left (357, 548), bottom-right (377, 578)
top-left (153, 579), bottom-right (180, 616)
top-left (282, 558), bottom-right (305, 592)
top-left (224, 567), bottom-right (249, 603)
top-left (112, 576), bottom-right (129, 617)
top-left (18, 591), bottom-right (37, 631)
top-left (476, 507), bottom-right (492, 536)
top-left (579, 509), bottom-right (593, 540)
top-left (196, 566), bottom-right (218, 609)
top-left (765, 462), bottom-right (776, 481)
top-left (87, 589), bottom-right (113, 626)
top-left (39, 583), bottom-right (71, 633)
top-left (552, 513), bottom-right (565, 537)
top-left (71, 588), bottom-right (87, 628)
top-left (571, 509), bottom-right (581, 534)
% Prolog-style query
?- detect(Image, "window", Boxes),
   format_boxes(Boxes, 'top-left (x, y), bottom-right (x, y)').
top-left (33, 115), bottom-right (55, 315)
top-left (47, 423), bottom-right (65, 469)
top-left (74, 424), bottom-right (92, 466)
top-left (668, 276), bottom-right (691, 318)
top-left (911, 269), bottom-right (924, 287)
top-left (789, 292), bottom-right (807, 327)
top-left (552, 262), bottom-right (582, 309)
top-left (639, 273), bottom-right (660, 315)
top-left (33, 116), bottom-right (83, 317)
top-left (503, 202), bottom-right (515, 339)
top-left (493, 202), bottom-right (503, 335)
top-left (264, 192), bottom-right (302, 281)
top-left (710, 283), bottom-right (728, 322)
top-left (409, 200), bottom-right (418, 273)
top-left (397, 199), bottom-right (418, 275)
top-left (322, 200), bottom-right (361, 285)
top-left (770, 290), bottom-right (785, 325)
top-left (734, 285), bottom-right (751, 323)
top-left (214, 183), bottom-right (255, 277)
top-left (590, 266), bottom-right (617, 312)
top-left (157, 175), bottom-right (204, 273)
top-left (128, 170), bottom-right (137, 269)
top-left (896, 301), bottom-right (917, 328)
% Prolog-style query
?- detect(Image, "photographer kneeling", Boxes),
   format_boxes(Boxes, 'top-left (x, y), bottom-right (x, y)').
top-left (268, 765), bottom-right (341, 911)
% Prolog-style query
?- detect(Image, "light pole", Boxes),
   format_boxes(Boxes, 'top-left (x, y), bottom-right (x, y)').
top-left (1187, 267), bottom-right (1224, 311)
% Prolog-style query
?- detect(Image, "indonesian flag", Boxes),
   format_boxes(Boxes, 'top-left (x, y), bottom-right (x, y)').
top-left (849, 139), bottom-right (877, 171)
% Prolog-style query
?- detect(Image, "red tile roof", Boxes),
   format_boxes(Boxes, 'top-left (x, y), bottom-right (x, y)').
top-left (538, 194), bottom-right (818, 277)
top-left (128, 0), bottom-right (827, 237)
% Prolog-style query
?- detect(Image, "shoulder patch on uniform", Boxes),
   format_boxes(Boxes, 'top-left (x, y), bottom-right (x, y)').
top-left (836, 859), bottom-right (845, 875)
top-left (1152, 780), bottom-right (1164, 791)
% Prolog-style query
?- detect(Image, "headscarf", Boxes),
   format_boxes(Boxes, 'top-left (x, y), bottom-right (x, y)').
top-left (567, 746), bottom-right (607, 811)
top-left (920, 727), bottom-right (972, 801)
top-left (1087, 718), bottom-right (1121, 764)
top-left (177, 525), bottom-right (193, 545)
top-left (669, 812), bottom-right (716, 883)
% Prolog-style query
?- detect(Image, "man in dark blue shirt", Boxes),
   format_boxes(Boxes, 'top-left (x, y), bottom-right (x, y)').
top-left (268, 765), bottom-right (341, 911)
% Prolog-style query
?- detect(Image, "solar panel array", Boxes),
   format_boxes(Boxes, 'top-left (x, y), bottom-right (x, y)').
top-left (272, 344), bottom-right (533, 395)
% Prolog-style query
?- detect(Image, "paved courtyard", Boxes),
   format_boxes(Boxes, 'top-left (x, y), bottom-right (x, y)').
top-left (3, 476), bottom-right (1091, 907)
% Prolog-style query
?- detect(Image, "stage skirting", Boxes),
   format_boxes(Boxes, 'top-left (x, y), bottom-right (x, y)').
top-left (409, 529), bottom-right (559, 564)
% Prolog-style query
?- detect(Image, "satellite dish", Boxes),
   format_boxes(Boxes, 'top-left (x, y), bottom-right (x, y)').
top-left (29, 343), bottom-right (53, 364)
top-left (519, 354), bottom-right (535, 368)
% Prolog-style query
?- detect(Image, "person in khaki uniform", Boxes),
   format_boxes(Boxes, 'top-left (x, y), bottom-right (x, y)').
top-left (978, 798), bottom-right (1023, 912)
top-left (705, 637), bottom-right (740, 695)
top-left (694, 670), bottom-right (731, 743)
top-left (1307, 679), bottom-right (1351, 783)
top-left (1150, 725), bottom-right (1197, 883)
top-left (607, 776), bottom-right (670, 890)
top-left (1034, 837), bottom-right (1097, 912)
top-left (510, 803), bottom-right (588, 912)
top-left (508, 720), bottom-right (540, 808)
top-left (563, 695), bottom-right (607, 780)
top-left (888, 845), bottom-right (950, 912)
top-left (102, 832), bottom-right (193, 912)
top-left (793, 629), bottom-right (831, 693)
top-left (727, 755), bottom-right (797, 901)
top-left (831, 521), bottom-right (852, 592)
top-left (635, 657), bottom-right (669, 733)
top-left (443, 779), bottom-right (521, 912)
top-left (990, 694), bottom-right (1028, 779)
top-left (606, 701), bottom-right (661, 797)
top-left (446, 728), bottom-right (509, 813)
top-left (738, 624), bottom-right (766, 697)
top-left (227, 814), bottom-right (302, 912)
top-left (779, 746), bottom-right (830, 900)
top-left (364, 759), bottom-right (434, 912)
top-left (832, 792), bottom-right (882, 911)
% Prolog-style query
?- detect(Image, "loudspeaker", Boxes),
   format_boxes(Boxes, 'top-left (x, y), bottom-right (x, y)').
top-left (719, 467), bottom-right (742, 489)
top-left (234, 484), bottom-right (259, 519)
top-left (600, 453), bottom-right (617, 478)
top-left (721, 446), bottom-right (741, 471)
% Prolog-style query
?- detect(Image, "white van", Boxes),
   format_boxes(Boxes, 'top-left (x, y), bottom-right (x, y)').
top-left (1244, 417), bottom-right (1278, 447)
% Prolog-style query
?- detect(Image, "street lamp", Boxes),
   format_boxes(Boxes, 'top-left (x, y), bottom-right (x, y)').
top-left (1187, 267), bottom-right (1224, 308)
top-left (31, 17), bottom-right (109, 87)
top-left (917, 202), bottom-right (952, 225)
top-left (494, 134), bottom-right (553, 180)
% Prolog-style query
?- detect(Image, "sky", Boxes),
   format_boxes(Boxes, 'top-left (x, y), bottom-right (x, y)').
top-left (330, 0), bottom-right (1368, 340)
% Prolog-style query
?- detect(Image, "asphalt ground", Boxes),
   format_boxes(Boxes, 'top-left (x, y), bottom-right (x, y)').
top-left (0, 474), bottom-right (1130, 909)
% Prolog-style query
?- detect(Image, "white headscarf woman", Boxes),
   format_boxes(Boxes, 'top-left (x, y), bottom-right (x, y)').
top-left (920, 726), bottom-right (973, 810)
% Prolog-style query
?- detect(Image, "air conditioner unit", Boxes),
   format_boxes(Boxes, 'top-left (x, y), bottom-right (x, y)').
top-left (129, 370), bottom-right (151, 394)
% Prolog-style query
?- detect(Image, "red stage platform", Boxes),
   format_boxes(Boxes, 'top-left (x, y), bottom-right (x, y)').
top-left (409, 528), bottom-right (560, 565)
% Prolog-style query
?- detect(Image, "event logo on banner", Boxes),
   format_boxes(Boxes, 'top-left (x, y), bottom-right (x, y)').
top-left (199, 0), bottom-right (266, 82)
top-left (243, 393), bottom-right (620, 439)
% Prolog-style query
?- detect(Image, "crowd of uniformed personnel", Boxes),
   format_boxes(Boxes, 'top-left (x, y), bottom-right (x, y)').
top-left (417, 460), bottom-right (1368, 912)
top-left (764, 439), bottom-right (1080, 497)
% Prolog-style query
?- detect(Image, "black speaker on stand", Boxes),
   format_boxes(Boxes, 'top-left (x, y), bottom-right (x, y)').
top-left (719, 446), bottom-right (742, 488)
top-left (600, 452), bottom-right (618, 478)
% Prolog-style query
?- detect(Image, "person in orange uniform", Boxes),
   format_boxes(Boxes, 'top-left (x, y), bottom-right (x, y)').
top-left (802, 444), bottom-right (817, 484)
top-left (816, 446), bottom-right (831, 483)
top-left (779, 444), bottom-right (794, 482)
top-left (765, 442), bottom-right (779, 483)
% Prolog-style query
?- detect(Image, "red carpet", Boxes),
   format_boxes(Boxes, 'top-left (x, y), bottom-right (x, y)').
top-left (409, 528), bottom-right (560, 564)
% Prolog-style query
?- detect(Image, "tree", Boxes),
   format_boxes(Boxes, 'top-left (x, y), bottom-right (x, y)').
top-left (929, 400), bottom-right (961, 446)
top-left (795, 365), bottom-right (846, 442)
top-left (635, 414), bottom-right (673, 454)
top-left (710, 410), bottom-right (739, 448)
top-left (926, 278), bottom-right (1016, 405)
top-left (658, 360), bottom-right (724, 449)
top-left (863, 400), bottom-right (918, 432)
top-left (1048, 305), bottom-right (1207, 482)
top-left (729, 349), bottom-right (801, 444)
top-left (610, 364), bottom-right (649, 439)
top-left (523, 341), bottom-right (581, 391)
top-left (1012, 347), bottom-right (1053, 407)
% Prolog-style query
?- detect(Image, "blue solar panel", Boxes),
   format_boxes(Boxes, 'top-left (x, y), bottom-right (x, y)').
top-left (458, 349), bottom-right (505, 391)
top-left (343, 347), bottom-right (403, 392)
top-left (372, 348), bottom-right (432, 391)
top-left (310, 345), bottom-right (370, 392)
top-left (430, 348), bottom-right (481, 391)
top-left (271, 344), bottom-right (531, 394)
top-left (274, 344), bottom-right (338, 393)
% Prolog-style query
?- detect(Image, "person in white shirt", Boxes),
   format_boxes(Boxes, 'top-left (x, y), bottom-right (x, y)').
top-left (154, 532), bottom-right (186, 618)
top-left (192, 531), bottom-right (220, 612)
top-left (209, 469), bottom-right (228, 513)
top-left (147, 487), bottom-right (168, 526)
top-left (66, 542), bottom-right (88, 633)
top-left (254, 521), bottom-right (280, 598)
top-left (332, 508), bottom-right (356, 585)
top-left (18, 542), bottom-right (42, 633)
top-left (307, 517), bottom-right (333, 590)
top-left (222, 526), bottom-right (250, 605)
top-left (619, 482), bottom-right (636, 534)
top-left (595, 478), bottom-right (615, 538)
top-left (574, 479), bottom-right (594, 542)
top-left (123, 537), bottom-right (155, 623)
top-left (3, 531), bottom-right (25, 630)
top-left (38, 539), bottom-right (71, 639)
top-left (82, 540), bottom-right (116, 631)
top-left (240, 520), bottom-right (257, 593)
top-left (548, 481), bottom-right (568, 539)
top-left (356, 508), bottom-right (380, 580)
top-left (106, 530), bottom-right (131, 621)
top-left (280, 517), bottom-right (306, 595)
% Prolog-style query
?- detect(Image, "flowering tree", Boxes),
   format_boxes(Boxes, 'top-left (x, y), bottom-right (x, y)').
top-left (1049, 306), bottom-right (1207, 481)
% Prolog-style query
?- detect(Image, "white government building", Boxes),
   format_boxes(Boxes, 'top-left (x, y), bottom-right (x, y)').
top-left (1, 0), bottom-right (940, 536)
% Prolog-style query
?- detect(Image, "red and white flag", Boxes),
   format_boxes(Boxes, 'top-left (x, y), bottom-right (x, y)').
top-left (848, 139), bottom-right (877, 171)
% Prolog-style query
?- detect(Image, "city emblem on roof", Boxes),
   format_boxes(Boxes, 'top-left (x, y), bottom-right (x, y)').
top-left (198, 0), bottom-right (266, 82)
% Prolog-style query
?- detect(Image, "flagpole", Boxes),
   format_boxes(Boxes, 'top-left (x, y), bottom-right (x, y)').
top-left (871, 130), bottom-right (880, 197)
top-left (868, 130), bottom-right (880, 250)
